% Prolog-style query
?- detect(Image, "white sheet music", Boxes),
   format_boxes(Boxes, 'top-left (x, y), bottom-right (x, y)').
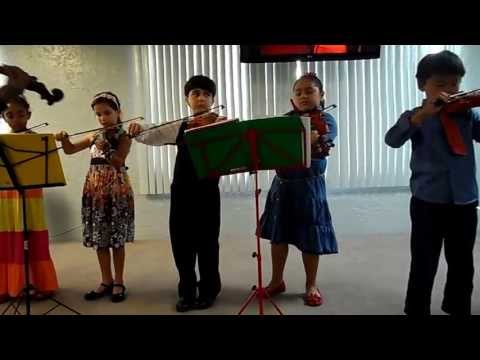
top-left (300, 116), bottom-right (311, 168)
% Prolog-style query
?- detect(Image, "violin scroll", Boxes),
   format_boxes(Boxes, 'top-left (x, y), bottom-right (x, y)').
top-left (27, 76), bottom-right (64, 105)
top-left (0, 64), bottom-right (64, 106)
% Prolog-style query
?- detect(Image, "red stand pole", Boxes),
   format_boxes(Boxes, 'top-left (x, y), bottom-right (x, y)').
top-left (238, 130), bottom-right (283, 315)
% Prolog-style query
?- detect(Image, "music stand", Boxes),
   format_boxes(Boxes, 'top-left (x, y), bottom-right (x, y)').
top-left (185, 116), bottom-right (310, 315)
top-left (0, 133), bottom-right (80, 315)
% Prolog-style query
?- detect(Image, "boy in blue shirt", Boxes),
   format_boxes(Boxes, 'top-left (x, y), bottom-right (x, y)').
top-left (385, 50), bottom-right (480, 316)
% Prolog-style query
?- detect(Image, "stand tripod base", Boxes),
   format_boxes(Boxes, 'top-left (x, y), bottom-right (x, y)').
top-left (236, 166), bottom-right (284, 315)
top-left (238, 285), bottom-right (284, 315)
top-left (1, 287), bottom-right (81, 315)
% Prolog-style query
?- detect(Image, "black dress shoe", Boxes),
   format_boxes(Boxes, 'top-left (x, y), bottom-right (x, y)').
top-left (441, 303), bottom-right (470, 317)
top-left (176, 298), bottom-right (196, 313)
top-left (195, 297), bottom-right (216, 310)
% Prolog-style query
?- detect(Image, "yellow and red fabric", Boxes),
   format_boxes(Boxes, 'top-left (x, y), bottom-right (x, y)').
top-left (0, 189), bottom-right (58, 298)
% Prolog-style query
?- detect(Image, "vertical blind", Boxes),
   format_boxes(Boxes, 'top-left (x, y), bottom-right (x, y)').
top-left (132, 45), bottom-right (463, 194)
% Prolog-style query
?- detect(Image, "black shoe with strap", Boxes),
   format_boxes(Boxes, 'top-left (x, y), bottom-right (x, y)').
top-left (111, 284), bottom-right (127, 303)
top-left (84, 283), bottom-right (113, 301)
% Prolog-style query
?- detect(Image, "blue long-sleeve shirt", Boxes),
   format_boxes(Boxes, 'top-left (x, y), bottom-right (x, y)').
top-left (385, 107), bottom-right (480, 204)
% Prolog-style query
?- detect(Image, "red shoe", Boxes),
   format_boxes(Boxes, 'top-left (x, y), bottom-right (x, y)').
top-left (304, 289), bottom-right (323, 307)
top-left (265, 281), bottom-right (286, 298)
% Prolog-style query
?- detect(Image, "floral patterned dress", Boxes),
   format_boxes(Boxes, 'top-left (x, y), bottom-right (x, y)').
top-left (81, 128), bottom-right (134, 249)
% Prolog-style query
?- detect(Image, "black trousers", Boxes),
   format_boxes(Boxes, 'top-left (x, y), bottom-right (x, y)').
top-left (169, 181), bottom-right (221, 301)
top-left (405, 196), bottom-right (477, 316)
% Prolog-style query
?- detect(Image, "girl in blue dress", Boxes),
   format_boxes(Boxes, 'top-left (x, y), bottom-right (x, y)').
top-left (259, 72), bottom-right (338, 307)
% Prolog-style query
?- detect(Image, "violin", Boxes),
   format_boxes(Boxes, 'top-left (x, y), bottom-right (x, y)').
top-left (435, 89), bottom-right (480, 113)
top-left (290, 99), bottom-right (336, 157)
top-left (68, 116), bottom-right (144, 138)
top-left (186, 111), bottom-right (225, 130)
top-left (134, 105), bottom-right (225, 137)
top-left (432, 89), bottom-right (480, 157)
top-left (0, 64), bottom-right (64, 106)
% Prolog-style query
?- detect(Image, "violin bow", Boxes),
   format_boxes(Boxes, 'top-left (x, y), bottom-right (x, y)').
top-left (68, 116), bottom-right (144, 138)
top-left (133, 105), bottom-right (225, 138)
top-left (11, 122), bottom-right (49, 133)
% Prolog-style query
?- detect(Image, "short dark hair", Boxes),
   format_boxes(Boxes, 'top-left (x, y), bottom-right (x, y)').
top-left (184, 75), bottom-right (216, 98)
top-left (5, 94), bottom-right (31, 112)
top-left (416, 50), bottom-right (465, 88)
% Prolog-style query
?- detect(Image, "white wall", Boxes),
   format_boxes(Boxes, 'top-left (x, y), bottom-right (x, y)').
top-left (460, 45), bottom-right (480, 182)
top-left (462, 45), bottom-right (480, 91)
top-left (0, 45), bottom-right (140, 241)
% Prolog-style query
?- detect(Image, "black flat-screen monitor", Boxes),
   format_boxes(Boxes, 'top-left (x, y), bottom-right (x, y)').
top-left (240, 45), bottom-right (381, 63)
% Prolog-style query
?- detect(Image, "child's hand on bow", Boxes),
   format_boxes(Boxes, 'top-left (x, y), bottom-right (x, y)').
top-left (128, 122), bottom-right (144, 137)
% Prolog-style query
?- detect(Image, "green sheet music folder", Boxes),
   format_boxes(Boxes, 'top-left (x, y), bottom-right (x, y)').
top-left (184, 116), bottom-right (311, 179)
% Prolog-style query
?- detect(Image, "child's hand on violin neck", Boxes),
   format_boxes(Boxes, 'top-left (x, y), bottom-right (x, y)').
top-left (127, 122), bottom-right (144, 137)
top-left (95, 138), bottom-right (108, 151)
top-left (411, 92), bottom-right (451, 126)
top-left (423, 92), bottom-right (451, 114)
top-left (94, 132), bottom-right (111, 151)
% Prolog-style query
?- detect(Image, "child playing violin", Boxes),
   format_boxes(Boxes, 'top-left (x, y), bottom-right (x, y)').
top-left (128, 75), bottom-right (226, 312)
top-left (55, 92), bottom-right (134, 303)
top-left (385, 50), bottom-right (480, 316)
top-left (258, 72), bottom-right (338, 307)
top-left (0, 95), bottom-right (59, 304)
